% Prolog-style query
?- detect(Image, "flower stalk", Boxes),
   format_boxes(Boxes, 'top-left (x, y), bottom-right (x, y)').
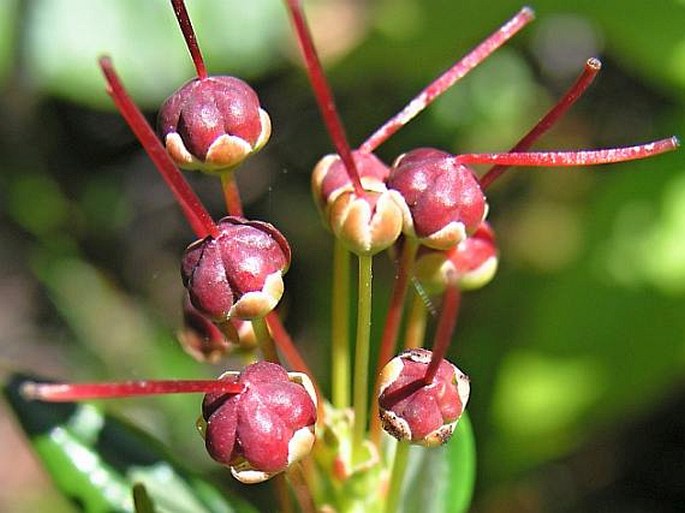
top-left (331, 238), bottom-right (351, 408)
top-left (352, 254), bottom-right (373, 465)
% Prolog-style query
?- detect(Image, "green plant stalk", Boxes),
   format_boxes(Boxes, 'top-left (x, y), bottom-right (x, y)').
top-left (331, 238), bottom-right (351, 408)
top-left (274, 473), bottom-right (294, 513)
top-left (352, 254), bottom-right (373, 464)
top-left (384, 441), bottom-right (410, 513)
top-left (252, 317), bottom-right (279, 363)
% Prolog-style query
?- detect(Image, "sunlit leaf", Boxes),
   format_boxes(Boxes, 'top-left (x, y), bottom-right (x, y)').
top-left (397, 413), bottom-right (476, 513)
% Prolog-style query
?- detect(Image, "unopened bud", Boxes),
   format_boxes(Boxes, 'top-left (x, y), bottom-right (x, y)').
top-left (378, 348), bottom-right (470, 446)
top-left (414, 221), bottom-right (498, 293)
top-left (388, 148), bottom-right (487, 250)
top-left (200, 361), bottom-right (317, 483)
top-left (158, 76), bottom-right (271, 173)
top-left (181, 217), bottom-right (291, 322)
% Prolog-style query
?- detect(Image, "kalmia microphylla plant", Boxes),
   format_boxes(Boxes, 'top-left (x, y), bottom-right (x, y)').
top-left (12, 1), bottom-right (679, 512)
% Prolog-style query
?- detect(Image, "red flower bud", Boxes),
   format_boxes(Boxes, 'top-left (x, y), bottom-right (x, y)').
top-left (310, 151), bottom-right (404, 255)
top-left (158, 76), bottom-right (271, 173)
top-left (181, 217), bottom-right (291, 322)
top-left (201, 362), bottom-right (317, 483)
top-left (377, 348), bottom-right (470, 446)
top-left (414, 221), bottom-right (499, 293)
top-left (178, 294), bottom-right (232, 363)
top-left (388, 148), bottom-right (487, 250)
top-left (312, 151), bottom-right (390, 215)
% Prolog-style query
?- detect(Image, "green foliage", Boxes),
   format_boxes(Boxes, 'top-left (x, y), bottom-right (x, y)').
top-left (397, 414), bottom-right (476, 513)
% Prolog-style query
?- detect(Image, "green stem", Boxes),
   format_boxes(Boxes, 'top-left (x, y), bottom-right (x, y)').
top-left (252, 317), bottom-right (279, 363)
top-left (331, 239), bottom-right (351, 408)
top-left (273, 473), bottom-right (294, 513)
top-left (352, 254), bottom-right (373, 464)
top-left (287, 465), bottom-right (317, 513)
top-left (385, 441), bottom-right (410, 513)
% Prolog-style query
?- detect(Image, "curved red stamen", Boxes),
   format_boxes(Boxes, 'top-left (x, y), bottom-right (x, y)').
top-left (21, 379), bottom-right (244, 402)
top-left (170, 0), bottom-right (208, 80)
top-left (99, 56), bottom-right (218, 239)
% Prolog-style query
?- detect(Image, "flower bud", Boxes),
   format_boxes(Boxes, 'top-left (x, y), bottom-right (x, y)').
top-left (200, 361), bottom-right (317, 483)
top-left (388, 148), bottom-right (487, 250)
top-left (377, 348), bottom-right (470, 446)
top-left (312, 151), bottom-right (390, 215)
top-left (181, 216), bottom-right (291, 322)
top-left (328, 189), bottom-right (404, 256)
top-left (158, 76), bottom-right (271, 173)
top-left (178, 295), bottom-right (260, 363)
top-left (414, 221), bottom-right (498, 294)
top-left (178, 294), bottom-right (232, 363)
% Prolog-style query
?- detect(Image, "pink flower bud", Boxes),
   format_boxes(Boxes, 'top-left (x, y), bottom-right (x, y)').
top-left (181, 217), bottom-right (291, 322)
top-left (311, 151), bottom-right (402, 255)
top-left (201, 361), bottom-right (317, 483)
top-left (178, 294), bottom-right (232, 363)
top-left (414, 221), bottom-right (499, 293)
top-left (158, 76), bottom-right (271, 173)
top-left (312, 151), bottom-right (390, 215)
top-left (377, 348), bottom-right (470, 446)
top-left (388, 148), bottom-right (487, 250)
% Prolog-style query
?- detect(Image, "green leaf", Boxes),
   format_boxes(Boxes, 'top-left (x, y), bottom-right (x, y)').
top-left (3, 373), bottom-right (258, 513)
top-left (397, 413), bottom-right (476, 513)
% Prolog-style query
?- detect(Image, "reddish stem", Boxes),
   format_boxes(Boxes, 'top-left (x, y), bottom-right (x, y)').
top-left (170, 0), bottom-right (208, 80)
top-left (460, 137), bottom-right (679, 169)
top-left (221, 173), bottom-right (244, 217)
top-left (424, 285), bottom-right (461, 385)
top-left (266, 312), bottom-right (321, 399)
top-left (479, 57), bottom-right (602, 190)
top-left (21, 379), bottom-right (244, 402)
top-left (266, 312), bottom-right (325, 429)
top-left (99, 57), bottom-right (217, 239)
top-left (370, 239), bottom-right (418, 443)
top-left (359, 7), bottom-right (535, 153)
top-left (283, 0), bottom-right (365, 198)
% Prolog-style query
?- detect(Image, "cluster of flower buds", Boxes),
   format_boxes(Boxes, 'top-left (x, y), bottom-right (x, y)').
top-left (21, 1), bottom-right (678, 501)
top-left (200, 362), bottom-right (317, 483)
top-left (377, 349), bottom-right (470, 446)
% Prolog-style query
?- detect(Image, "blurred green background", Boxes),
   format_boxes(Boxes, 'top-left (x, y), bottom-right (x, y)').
top-left (0, 0), bottom-right (683, 512)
